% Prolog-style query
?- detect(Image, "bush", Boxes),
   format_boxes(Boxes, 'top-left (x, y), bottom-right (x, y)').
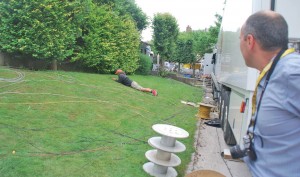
top-left (71, 3), bottom-right (140, 74)
top-left (0, 1), bottom-right (141, 73)
top-left (136, 53), bottom-right (152, 75)
top-left (158, 67), bottom-right (169, 77)
top-left (0, 0), bottom-right (76, 61)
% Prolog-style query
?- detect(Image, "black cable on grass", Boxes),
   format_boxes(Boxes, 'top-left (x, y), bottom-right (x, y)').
top-left (9, 126), bottom-right (115, 157)
top-left (0, 70), bottom-right (192, 171)
top-left (1, 120), bottom-right (146, 145)
top-left (0, 122), bottom-right (79, 132)
top-left (1, 121), bottom-right (146, 158)
top-left (21, 147), bottom-right (109, 157)
top-left (1, 107), bottom-right (190, 158)
top-left (159, 108), bottom-right (186, 122)
top-left (156, 103), bottom-right (196, 124)
top-left (78, 135), bottom-right (141, 146)
top-left (103, 128), bottom-right (148, 144)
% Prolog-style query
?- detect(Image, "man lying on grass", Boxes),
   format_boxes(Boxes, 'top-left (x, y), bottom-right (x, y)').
top-left (112, 69), bottom-right (158, 96)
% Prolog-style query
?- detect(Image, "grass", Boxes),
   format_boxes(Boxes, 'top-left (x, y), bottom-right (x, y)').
top-left (0, 66), bottom-right (203, 177)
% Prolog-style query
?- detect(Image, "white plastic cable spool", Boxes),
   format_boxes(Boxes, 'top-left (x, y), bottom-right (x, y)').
top-left (143, 124), bottom-right (189, 177)
top-left (148, 137), bottom-right (186, 153)
top-left (143, 162), bottom-right (178, 177)
top-left (152, 124), bottom-right (189, 139)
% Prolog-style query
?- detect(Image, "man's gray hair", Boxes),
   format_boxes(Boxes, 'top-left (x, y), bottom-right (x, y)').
top-left (243, 10), bottom-right (288, 51)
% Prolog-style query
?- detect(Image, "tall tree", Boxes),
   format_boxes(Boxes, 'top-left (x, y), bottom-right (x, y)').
top-left (207, 14), bottom-right (222, 48)
top-left (71, 1), bottom-right (140, 73)
top-left (152, 13), bottom-right (179, 64)
top-left (93, 0), bottom-right (149, 31)
top-left (114, 0), bottom-right (148, 31)
top-left (192, 30), bottom-right (211, 57)
top-left (174, 38), bottom-right (195, 73)
top-left (192, 13), bottom-right (222, 57)
top-left (173, 14), bottom-right (221, 76)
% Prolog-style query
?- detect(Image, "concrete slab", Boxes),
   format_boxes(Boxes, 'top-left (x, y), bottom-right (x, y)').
top-left (185, 120), bottom-right (252, 177)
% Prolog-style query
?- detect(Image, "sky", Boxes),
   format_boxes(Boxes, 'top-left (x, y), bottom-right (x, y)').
top-left (135, 0), bottom-right (225, 41)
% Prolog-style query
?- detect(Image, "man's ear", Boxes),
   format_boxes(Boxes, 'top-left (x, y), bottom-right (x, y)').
top-left (246, 34), bottom-right (255, 49)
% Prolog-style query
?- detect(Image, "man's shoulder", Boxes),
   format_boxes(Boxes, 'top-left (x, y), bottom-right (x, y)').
top-left (280, 52), bottom-right (300, 71)
top-left (283, 52), bottom-right (300, 60)
top-left (269, 53), bottom-right (300, 82)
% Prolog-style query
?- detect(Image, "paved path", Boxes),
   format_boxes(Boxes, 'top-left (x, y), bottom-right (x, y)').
top-left (185, 120), bottom-right (252, 177)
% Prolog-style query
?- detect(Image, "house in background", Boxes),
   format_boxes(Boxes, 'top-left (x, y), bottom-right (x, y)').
top-left (186, 25), bottom-right (192, 32)
top-left (140, 41), bottom-right (154, 59)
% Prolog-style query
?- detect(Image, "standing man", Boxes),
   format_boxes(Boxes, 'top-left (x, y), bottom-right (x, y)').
top-left (113, 69), bottom-right (158, 96)
top-left (239, 10), bottom-right (300, 176)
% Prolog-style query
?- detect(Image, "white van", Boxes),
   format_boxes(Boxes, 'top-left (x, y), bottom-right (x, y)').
top-left (213, 0), bottom-right (300, 145)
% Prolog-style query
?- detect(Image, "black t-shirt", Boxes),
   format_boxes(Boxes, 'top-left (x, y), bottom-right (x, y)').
top-left (118, 73), bottom-right (133, 86)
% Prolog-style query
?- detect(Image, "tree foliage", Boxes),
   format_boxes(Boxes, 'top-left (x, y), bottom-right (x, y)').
top-left (113, 0), bottom-right (149, 31)
top-left (173, 33), bottom-right (195, 73)
top-left (71, 1), bottom-right (140, 73)
top-left (152, 13), bottom-right (179, 61)
top-left (206, 13), bottom-right (222, 51)
top-left (0, 0), bottom-right (77, 61)
top-left (93, 0), bottom-right (149, 31)
top-left (177, 13), bottom-right (222, 60)
top-left (174, 37), bottom-right (195, 64)
top-left (0, 0), bottom-right (143, 73)
top-left (192, 30), bottom-right (212, 57)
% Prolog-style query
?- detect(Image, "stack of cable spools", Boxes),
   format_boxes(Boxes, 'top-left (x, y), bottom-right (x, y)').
top-left (143, 124), bottom-right (189, 177)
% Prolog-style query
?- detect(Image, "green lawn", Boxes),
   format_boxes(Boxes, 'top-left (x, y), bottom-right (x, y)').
top-left (0, 66), bottom-right (203, 177)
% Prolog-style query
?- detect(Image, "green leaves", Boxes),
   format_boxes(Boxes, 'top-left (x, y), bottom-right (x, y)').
top-left (174, 32), bottom-right (195, 64)
top-left (136, 53), bottom-right (152, 75)
top-left (71, 2), bottom-right (140, 73)
top-left (113, 0), bottom-right (149, 31)
top-left (152, 13), bottom-right (179, 61)
top-left (175, 13), bottom-right (222, 62)
top-left (93, 0), bottom-right (149, 31)
top-left (0, 0), bottom-right (142, 73)
top-left (0, 0), bottom-right (76, 61)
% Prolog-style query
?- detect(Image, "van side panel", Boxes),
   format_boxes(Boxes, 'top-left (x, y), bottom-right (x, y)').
top-left (217, 0), bottom-right (253, 91)
top-left (276, 0), bottom-right (300, 41)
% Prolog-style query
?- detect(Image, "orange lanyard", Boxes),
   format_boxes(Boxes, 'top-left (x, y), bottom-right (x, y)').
top-left (251, 48), bottom-right (295, 116)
